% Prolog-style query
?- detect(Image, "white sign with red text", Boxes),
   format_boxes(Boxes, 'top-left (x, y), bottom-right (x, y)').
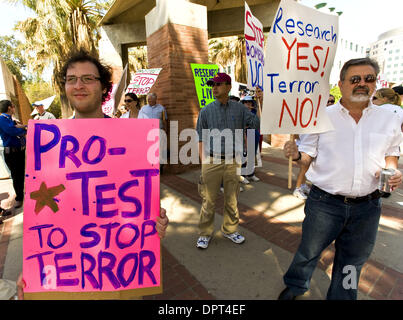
top-left (260, 0), bottom-right (338, 134)
top-left (126, 69), bottom-right (162, 96)
top-left (244, 2), bottom-right (265, 91)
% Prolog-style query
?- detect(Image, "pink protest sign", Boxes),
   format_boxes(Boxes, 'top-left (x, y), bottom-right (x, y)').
top-left (126, 68), bottom-right (162, 96)
top-left (23, 118), bottom-right (161, 296)
top-left (260, 0), bottom-right (338, 134)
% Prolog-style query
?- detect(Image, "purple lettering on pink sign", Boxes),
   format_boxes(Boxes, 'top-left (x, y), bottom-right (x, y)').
top-left (116, 223), bottom-right (140, 249)
top-left (55, 252), bottom-right (79, 286)
top-left (129, 169), bottom-right (159, 220)
top-left (117, 253), bottom-right (138, 288)
top-left (139, 250), bottom-right (157, 285)
top-left (82, 136), bottom-right (106, 165)
top-left (59, 135), bottom-right (81, 168)
top-left (29, 224), bottom-right (53, 248)
top-left (26, 251), bottom-right (54, 286)
top-left (34, 123), bottom-right (61, 171)
top-left (96, 183), bottom-right (118, 218)
top-left (66, 170), bottom-right (108, 216)
top-left (108, 147), bottom-right (126, 156)
top-left (118, 180), bottom-right (142, 218)
top-left (81, 252), bottom-right (99, 289)
top-left (98, 251), bottom-right (121, 290)
top-left (80, 223), bottom-right (101, 249)
top-left (99, 222), bottom-right (120, 249)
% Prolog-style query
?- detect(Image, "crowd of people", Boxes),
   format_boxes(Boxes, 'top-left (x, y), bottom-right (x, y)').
top-left (0, 51), bottom-right (402, 300)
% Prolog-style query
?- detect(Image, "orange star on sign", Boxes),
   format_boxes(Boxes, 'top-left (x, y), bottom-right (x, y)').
top-left (30, 182), bottom-right (66, 214)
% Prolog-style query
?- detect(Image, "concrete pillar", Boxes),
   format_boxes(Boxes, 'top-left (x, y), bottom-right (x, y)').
top-left (145, 0), bottom-right (209, 173)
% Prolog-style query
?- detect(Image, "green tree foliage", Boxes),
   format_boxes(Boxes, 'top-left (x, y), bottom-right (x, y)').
top-left (208, 36), bottom-right (247, 84)
top-left (128, 46), bottom-right (148, 74)
top-left (23, 78), bottom-right (61, 118)
top-left (0, 35), bottom-right (27, 84)
top-left (314, 2), bottom-right (343, 16)
top-left (7, 0), bottom-right (113, 118)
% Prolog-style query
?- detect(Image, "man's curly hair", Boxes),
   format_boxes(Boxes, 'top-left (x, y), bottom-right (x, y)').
top-left (60, 49), bottom-right (113, 103)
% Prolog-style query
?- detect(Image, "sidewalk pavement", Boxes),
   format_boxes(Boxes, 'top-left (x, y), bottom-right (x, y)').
top-left (1, 144), bottom-right (402, 300)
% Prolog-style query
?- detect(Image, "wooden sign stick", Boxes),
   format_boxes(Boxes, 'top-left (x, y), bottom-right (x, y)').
top-left (288, 134), bottom-right (294, 189)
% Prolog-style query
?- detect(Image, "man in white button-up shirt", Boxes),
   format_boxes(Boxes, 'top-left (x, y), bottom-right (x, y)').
top-left (279, 58), bottom-right (403, 300)
top-left (138, 93), bottom-right (168, 172)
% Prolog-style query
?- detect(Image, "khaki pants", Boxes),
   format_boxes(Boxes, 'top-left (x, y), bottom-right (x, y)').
top-left (198, 159), bottom-right (241, 236)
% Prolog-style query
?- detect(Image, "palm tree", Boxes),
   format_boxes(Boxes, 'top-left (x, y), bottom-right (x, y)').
top-left (208, 36), bottom-right (247, 84)
top-left (128, 45), bottom-right (148, 73)
top-left (6, 0), bottom-right (112, 118)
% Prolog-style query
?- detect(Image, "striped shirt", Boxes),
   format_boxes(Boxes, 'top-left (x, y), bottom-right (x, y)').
top-left (196, 99), bottom-right (260, 156)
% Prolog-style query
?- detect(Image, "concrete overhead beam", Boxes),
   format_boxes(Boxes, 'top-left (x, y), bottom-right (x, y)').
top-left (145, 0), bottom-right (207, 38)
top-left (207, 2), bottom-right (278, 38)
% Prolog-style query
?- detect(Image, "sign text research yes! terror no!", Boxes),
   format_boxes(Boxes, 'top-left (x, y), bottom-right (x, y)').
top-left (260, 0), bottom-right (338, 134)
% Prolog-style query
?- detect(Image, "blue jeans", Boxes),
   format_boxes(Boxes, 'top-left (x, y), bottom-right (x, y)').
top-left (283, 186), bottom-right (381, 300)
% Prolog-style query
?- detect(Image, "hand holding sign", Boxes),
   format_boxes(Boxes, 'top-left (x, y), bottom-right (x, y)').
top-left (23, 118), bottom-right (162, 298)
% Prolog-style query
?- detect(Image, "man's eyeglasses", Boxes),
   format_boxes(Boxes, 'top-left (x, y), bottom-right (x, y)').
top-left (65, 75), bottom-right (101, 85)
top-left (349, 74), bottom-right (376, 85)
top-left (327, 99), bottom-right (335, 104)
top-left (124, 99), bottom-right (134, 103)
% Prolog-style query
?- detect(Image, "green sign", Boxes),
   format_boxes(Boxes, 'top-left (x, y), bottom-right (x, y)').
top-left (190, 63), bottom-right (219, 108)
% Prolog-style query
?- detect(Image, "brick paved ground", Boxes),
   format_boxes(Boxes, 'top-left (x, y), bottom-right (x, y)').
top-left (1, 153), bottom-right (402, 300)
top-left (155, 170), bottom-right (403, 300)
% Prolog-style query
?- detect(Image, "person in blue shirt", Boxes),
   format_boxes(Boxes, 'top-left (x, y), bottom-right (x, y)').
top-left (0, 100), bottom-right (27, 213)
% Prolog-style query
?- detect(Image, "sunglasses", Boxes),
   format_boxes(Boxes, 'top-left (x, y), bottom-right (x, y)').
top-left (349, 74), bottom-right (376, 85)
top-left (124, 99), bottom-right (134, 103)
top-left (327, 100), bottom-right (335, 104)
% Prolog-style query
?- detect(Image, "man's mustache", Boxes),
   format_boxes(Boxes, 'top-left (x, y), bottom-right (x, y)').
top-left (352, 86), bottom-right (369, 94)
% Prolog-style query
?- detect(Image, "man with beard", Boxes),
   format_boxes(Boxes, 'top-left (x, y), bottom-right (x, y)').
top-left (278, 58), bottom-right (402, 300)
top-left (17, 50), bottom-right (169, 299)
